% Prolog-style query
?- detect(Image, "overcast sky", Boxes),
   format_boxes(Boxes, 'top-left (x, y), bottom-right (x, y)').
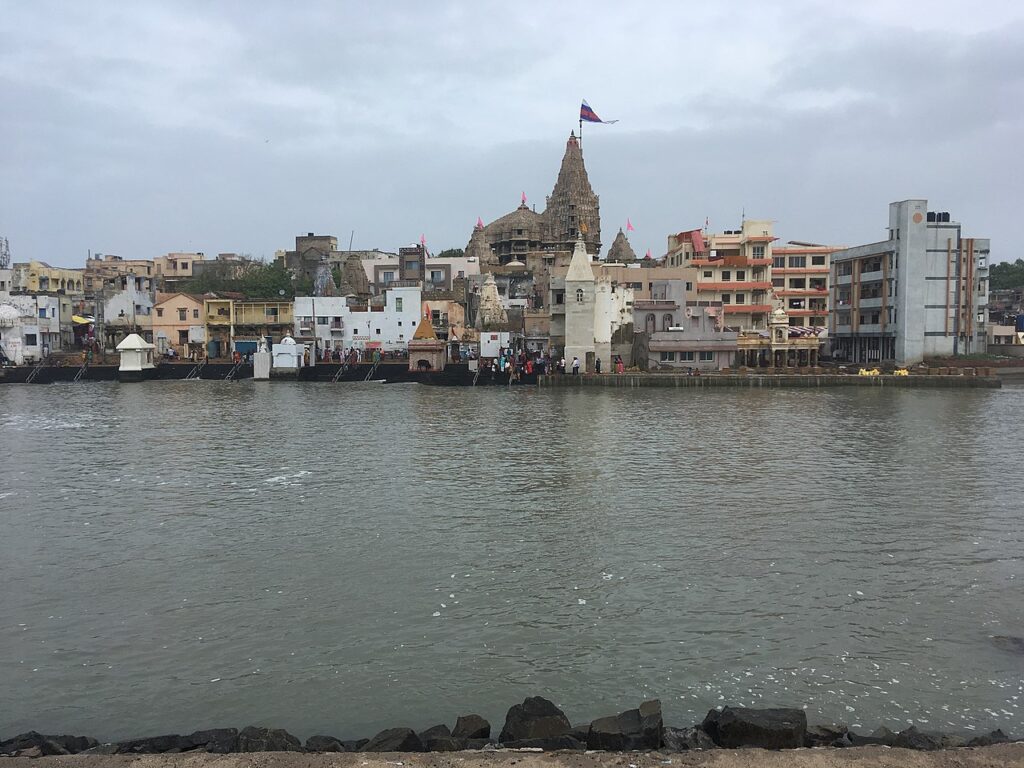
top-left (2, 0), bottom-right (1022, 267)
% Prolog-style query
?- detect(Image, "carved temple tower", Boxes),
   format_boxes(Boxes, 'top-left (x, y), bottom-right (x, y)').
top-left (543, 132), bottom-right (601, 256)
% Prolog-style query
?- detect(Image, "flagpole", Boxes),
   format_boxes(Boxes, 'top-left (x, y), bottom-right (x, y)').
top-left (579, 115), bottom-right (583, 149)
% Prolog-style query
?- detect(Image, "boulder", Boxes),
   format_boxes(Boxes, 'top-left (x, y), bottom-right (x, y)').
top-left (804, 724), bottom-right (849, 747)
top-left (117, 734), bottom-right (198, 754)
top-left (702, 707), bottom-right (806, 749)
top-left (417, 724), bottom-right (451, 742)
top-left (424, 736), bottom-right (464, 752)
top-left (341, 739), bottom-right (369, 752)
top-left (502, 735), bottom-right (585, 751)
top-left (452, 714), bottom-right (491, 740)
top-left (587, 700), bottom-right (663, 750)
top-left (967, 729), bottom-right (1010, 747)
top-left (499, 696), bottom-right (572, 743)
top-left (893, 726), bottom-right (945, 751)
top-left (49, 735), bottom-right (99, 754)
top-left (360, 727), bottom-right (424, 752)
top-left (464, 738), bottom-right (495, 750)
top-left (184, 728), bottom-right (238, 753)
top-left (849, 726), bottom-right (897, 747)
top-left (235, 726), bottom-right (303, 752)
top-left (14, 747), bottom-right (43, 758)
top-left (305, 735), bottom-right (345, 752)
top-left (662, 726), bottom-right (716, 751)
top-left (0, 732), bottom-right (76, 756)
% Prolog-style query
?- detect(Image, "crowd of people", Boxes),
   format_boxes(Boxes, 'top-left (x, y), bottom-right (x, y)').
top-left (480, 350), bottom-right (628, 379)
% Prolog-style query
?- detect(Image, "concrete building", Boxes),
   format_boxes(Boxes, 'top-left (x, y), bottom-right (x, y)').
top-left (633, 278), bottom-right (738, 372)
top-left (294, 285), bottom-right (422, 356)
top-left (561, 236), bottom-right (599, 371)
top-left (203, 297), bottom-right (294, 359)
top-left (11, 261), bottom-right (84, 294)
top-left (101, 274), bottom-right (155, 349)
top-left (152, 292), bottom-right (206, 358)
top-left (0, 294), bottom-right (61, 363)
top-left (665, 220), bottom-right (775, 331)
top-left (84, 254), bottom-right (156, 295)
top-left (830, 200), bottom-right (990, 365)
top-left (771, 244), bottom-right (839, 328)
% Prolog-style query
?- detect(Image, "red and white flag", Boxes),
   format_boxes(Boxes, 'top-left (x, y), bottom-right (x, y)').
top-left (626, 218), bottom-right (635, 232)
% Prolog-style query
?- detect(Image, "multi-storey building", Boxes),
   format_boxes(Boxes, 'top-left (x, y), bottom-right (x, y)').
top-left (152, 292), bottom-right (206, 357)
top-left (84, 254), bottom-right (156, 294)
top-left (153, 252), bottom-right (206, 285)
top-left (294, 285), bottom-right (422, 356)
top-left (11, 261), bottom-right (84, 294)
top-left (665, 220), bottom-right (775, 330)
top-left (771, 244), bottom-right (840, 328)
top-left (203, 297), bottom-right (294, 358)
top-left (830, 200), bottom-right (989, 365)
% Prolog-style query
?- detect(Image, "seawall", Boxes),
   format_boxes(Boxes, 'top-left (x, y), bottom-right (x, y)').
top-left (538, 374), bottom-right (1002, 389)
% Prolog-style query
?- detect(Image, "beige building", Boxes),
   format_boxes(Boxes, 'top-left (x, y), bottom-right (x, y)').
top-left (665, 220), bottom-right (775, 330)
top-left (771, 244), bottom-right (839, 328)
top-left (153, 292), bottom-right (205, 357)
top-left (154, 253), bottom-right (206, 282)
top-left (84, 254), bottom-right (156, 294)
top-left (204, 297), bottom-right (294, 359)
top-left (12, 261), bottom-right (84, 294)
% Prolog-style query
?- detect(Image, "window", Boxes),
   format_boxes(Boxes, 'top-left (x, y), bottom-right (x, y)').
top-left (736, 271), bottom-right (745, 281)
top-left (395, 297), bottom-right (403, 312)
top-left (685, 282), bottom-right (693, 291)
top-left (721, 294), bottom-right (731, 304)
top-left (660, 351), bottom-right (675, 361)
top-left (699, 351), bottom-right (714, 361)
top-left (662, 313), bottom-right (673, 331)
top-left (457, 270), bottom-right (464, 278)
top-left (789, 256), bottom-right (807, 268)
top-left (178, 308), bottom-right (187, 321)
top-left (576, 288), bottom-right (584, 303)
top-left (772, 278), bottom-right (784, 287)
top-left (181, 262), bottom-right (189, 271)
top-left (382, 271), bottom-right (395, 283)
top-left (703, 271), bottom-right (712, 278)
top-left (753, 245), bottom-right (765, 258)
top-left (735, 293), bottom-right (746, 304)
top-left (177, 330), bottom-right (188, 344)
top-left (156, 308), bottom-right (164, 317)
top-left (722, 271), bottom-right (731, 281)
top-left (680, 351), bottom-right (695, 361)
top-left (789, 278), bottom-right (806, 289)
top-left (38, 308), bottom-right (46, 318)
top-left (398, 321), bottom-right (403, 327)
top-left (317, 316), bottom-right (328, 325)
top-left (375, 328), bottom-right (381, 335)
top-left (430, 270), bottom-right (444, 284)
top-left (811, 255), bottom-right (826, 266)
top-left (193, 309), bottom-right (199, 318)
top-left (266, 307), bottom-right (278, 318)
top-left (25, 333), bottom-right (38, 346)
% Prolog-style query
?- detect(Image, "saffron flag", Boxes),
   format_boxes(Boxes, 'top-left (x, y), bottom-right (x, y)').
top-left (476, 216), bottom-right (484, 229)
top-left (580, 100), bottom-right (618, 124)
top-left (626, 218), bottom-right (635, 232)
top-left (645, 249), bottom-right (652, 259)
top-left (521, 191), bottom-right (527, 204)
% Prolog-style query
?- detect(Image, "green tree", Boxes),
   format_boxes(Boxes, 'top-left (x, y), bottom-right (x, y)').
top-left (989, 259), bottom-right (1024, 291)
top-left (435, 248), bottom-right (465, 259)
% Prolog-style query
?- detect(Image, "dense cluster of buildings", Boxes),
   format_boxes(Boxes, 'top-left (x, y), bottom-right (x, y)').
top-left (1, 132), bottom-right (1021, 370)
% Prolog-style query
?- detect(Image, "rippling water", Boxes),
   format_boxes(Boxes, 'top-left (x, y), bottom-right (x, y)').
top-left (1, 381), bottom-right (1022, 741)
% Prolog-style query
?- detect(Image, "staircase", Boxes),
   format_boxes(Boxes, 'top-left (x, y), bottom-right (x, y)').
top-left (364, 360), bottom-right (381, 381)
top-left (184, 359), bottom-right (206, 380)
top-left (332, 363), bottom-right (349, 383)
top-left (73, 363), bottom-right (88, 383)
top-left (25, 357), bottom-right (48, 384)
top-left (224, 360), bottom-right (243, 381)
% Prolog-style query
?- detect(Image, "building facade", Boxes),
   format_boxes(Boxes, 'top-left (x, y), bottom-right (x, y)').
top-left (771, 244), bottom-right (838, 328)
top-left (152, 292), bottom-right (206, 357)
top-left (294, 285), bottom-right (422, 355)
top-left (830, 200), bottom-right (990, 365)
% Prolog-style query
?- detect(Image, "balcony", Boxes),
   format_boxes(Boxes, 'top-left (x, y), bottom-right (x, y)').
top-left (723, 304), bottom-right (772, 314)
top-left (696, 282), bottom-right (772, 292)
top-left (634, 299), bottom-right (679, 311)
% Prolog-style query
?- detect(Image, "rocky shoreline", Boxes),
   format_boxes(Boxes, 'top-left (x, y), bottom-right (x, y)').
top-left (2, 698), bottom-right (1017, 758)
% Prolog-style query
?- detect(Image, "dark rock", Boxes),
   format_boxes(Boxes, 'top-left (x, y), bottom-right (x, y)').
top-left (117, 734), bottom-right (188, 754)
top-left (500, 696), bottom-right (571, 743)
top-left (893, 726), bottom-right (943, 751)
top-left (502, 736), bottom-right (585, 751)
top-left (49, 735), bottom-right (99, 754)
top-left (184, 728), bottom-right (238, 753)
top-left (236, 726), bottom-right (303, 752)
top-left (360, 727), bottom-right (424, 752)
top-left (452, 714), bottom-right (491, 740)
top-left (662, 726), bottom-right (716, 751)
top-left (702, 707), bottom-right (807, 750)
top-left (967, 729), bottom-right (1010, 747)
top-left (991, 635), bottom-right (1024, 654)
top-left (848, 726), bottom-right (897, 747)
top-left (80, 744), bottom-right (120, 755)
top-left (341, 739), bottom-right (369, 751)
top-left (15, 747), bottom-right (43, 758)
top-left (418, 724), bottom-right (451, 742)
top-left (424, 736), bottom-right (464, 752)
top-left (305, 735), bottom-right (345, 752)
top-left (831, 734), bottom-right (854, 748)
top-left (568, 725), bottom-right (589, 743)
top-left (804, 724), bottom-right (849, 747)
top-left (0, 732), bottom-right (71, 756)
top-left (588, 700), bottom-right (661, 750)
top-left (464, 738), bottom-right (494, 750)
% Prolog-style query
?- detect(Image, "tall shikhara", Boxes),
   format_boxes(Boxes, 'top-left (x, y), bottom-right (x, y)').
top-left (543, 132), bottom-right (601, 256)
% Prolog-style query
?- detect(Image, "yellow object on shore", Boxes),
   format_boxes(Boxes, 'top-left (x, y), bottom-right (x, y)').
top-left (858, 368), bottom-right (880, 376)
top-left (894, 368), bottom-right (909, 376)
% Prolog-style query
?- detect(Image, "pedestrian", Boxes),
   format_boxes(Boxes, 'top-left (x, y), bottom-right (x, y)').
top-left (571, 356), bottom-right (580, 375)
top-left (595, 357), bottom-right (602, 374)
top-left (558, 357), bottom-right (566, 374)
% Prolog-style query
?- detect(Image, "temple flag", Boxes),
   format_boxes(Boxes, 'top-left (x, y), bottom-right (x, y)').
top-left (476, 216), bottom-right (484, 229)
top-left (420, 234), bottom-right (426, 247)
top-left (580, 100), bottom-right (618, 124)
top-left (521, 191), bottom-right (527, 204)
top-left (626, 218), bottom-right (635, 232)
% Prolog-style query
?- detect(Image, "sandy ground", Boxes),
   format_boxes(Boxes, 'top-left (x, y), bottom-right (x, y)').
top-left (4, 746), bottom-right (1024, 768)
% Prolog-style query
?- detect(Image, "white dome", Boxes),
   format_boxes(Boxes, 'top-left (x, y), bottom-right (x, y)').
top-left (0, 304), bottom-right (20, 327)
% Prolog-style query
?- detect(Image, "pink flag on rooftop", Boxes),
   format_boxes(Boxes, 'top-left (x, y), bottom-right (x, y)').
top-left (521, 191), bottom-right (527, 204)
top-left (626, 218), bottom-right (635, 232)
top-left (420, 234), bottom-right (426, 247)
top-left (476, 217), bottom-right (484, 229)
